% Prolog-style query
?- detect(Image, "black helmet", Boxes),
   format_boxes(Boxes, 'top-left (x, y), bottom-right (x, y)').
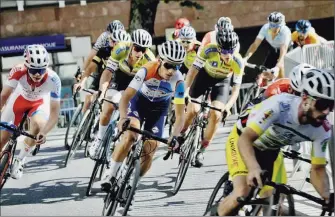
top-left (216, 30), bottom-right (239, 50)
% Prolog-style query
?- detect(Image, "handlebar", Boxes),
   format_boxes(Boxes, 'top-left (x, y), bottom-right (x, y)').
top-left (245, 63), bottom-right (269, 74)
top-left (0, 122), bottom-right (36, 140)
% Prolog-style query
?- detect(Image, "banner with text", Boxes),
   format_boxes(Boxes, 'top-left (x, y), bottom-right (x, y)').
top-left (0, 35), bottom-right (66, 55)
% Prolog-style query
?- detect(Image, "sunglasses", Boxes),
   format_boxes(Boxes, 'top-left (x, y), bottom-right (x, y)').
top-left (133, 44), bottom-right (146, 53)
top-left (310, 96), bottom-right (334, 111)
top-left (163, 62), bottom-right (180, 70)
top-left (218, 47), bottom-right (234, 55)
top-left (297, 30), bottom-right (307, 35)
top-left (181, 40), bottom-right (192, 45)
top-left (28, 68), bottom-right (47, 75)
top-left (269, 22), bottom-right (281, 28)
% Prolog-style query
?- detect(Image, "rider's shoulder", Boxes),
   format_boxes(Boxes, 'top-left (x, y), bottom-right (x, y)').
top-left (144, 48), bottom-right (156, 61)
top-left (200, 43), bottom-right (219, 57)
top-left (46, 69), bottom-right (61, 85)
top-left (111, 41), bottom-right (131, 60)
top-left (8, 63), bottom-right (27, 80)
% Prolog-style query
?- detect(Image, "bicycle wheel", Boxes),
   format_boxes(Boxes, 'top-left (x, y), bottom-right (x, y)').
top-left (240, 85), bottom-right (255, 112)
top-left (168, 110), bottom-right (176, 136)
top-left (64, 103), bottom-right (83, 150)
top-left (86, 160), bottom-right (102, 196)
top-left (172, 127), bottom-right (199, 195)
top-left (0, 152), bottom-right (10, 190)
top-left (122, 159), bottom-right (141, 216)
top-left (102, 188), bottom-right (118, 216)
top-left (64, 111), bottom-right (91, 167)
top-left (204, 172), bottom-right (230, 215)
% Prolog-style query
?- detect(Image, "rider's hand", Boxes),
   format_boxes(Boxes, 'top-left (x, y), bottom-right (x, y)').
top-left (73, 83), bottom-right (82, 93)
top-left (262, 71), bottom-right (275, 81)
top-left (247, 167), bottom-right (263, 188)
top-left (117, 117), bottom-right (128, 132)
top-left (36, 132), bottom-right (47, 145)
top-left (168, 136), bottom-right (180, 151)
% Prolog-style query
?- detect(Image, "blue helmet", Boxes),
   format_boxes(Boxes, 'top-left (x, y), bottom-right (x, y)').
top-left (295, 20), bottom-right (311, 34)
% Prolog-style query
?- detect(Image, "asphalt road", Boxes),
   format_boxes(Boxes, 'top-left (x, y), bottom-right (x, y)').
top-left (0, 116), bottom-right (333, 216)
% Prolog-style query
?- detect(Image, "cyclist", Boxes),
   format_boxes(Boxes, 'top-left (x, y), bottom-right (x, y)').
top-left (244, 12), bottom-right (291, 79)
top-left (0, 45), bottom-right (61, 179)
top-left (82, 20), bottom-right (125, 72)
top-left (74, 30), bottom-right (130, 114)
top-left (176, 26), bottom-right (201, 75)
top-left (183, 29), bottom-right (244, 168)
top-left (100, 40), bottom-right (186, 193)
top-left (292, 19), bottom-right (327, 47)
top-left (200, 17), bottom-right (240, 54)
top-left (172, 17), bottom-right (191, 40)
top-left (217, 68), bottom-right (334, 216)
top-left (88, 29), bottom-right (155, 159)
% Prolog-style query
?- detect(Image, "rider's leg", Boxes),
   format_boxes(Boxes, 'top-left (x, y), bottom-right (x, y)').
top-left (81, 94), bottom-right (92, 114)
top-left (181, 102), bottom-right (200, 133)
top-left (0, 131), bottom-right (11, 152)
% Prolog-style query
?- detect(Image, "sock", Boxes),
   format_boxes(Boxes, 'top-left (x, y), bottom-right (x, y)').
top-left (107, 159), bottom-right (122, 178)
top-left (98, 124), bottom-right (108, 140)
top-left (200, 140), bottom-right (210, 153)
top-left (18, 143), bottom-right (33, 162)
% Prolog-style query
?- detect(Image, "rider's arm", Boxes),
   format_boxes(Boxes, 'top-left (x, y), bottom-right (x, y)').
top-left (244, 24), bottom-right (266, 61)
top-left (83, 32), bottom-right (107, 70)
top-left (276, 28), bottom-right (291, 68)
top-left (171, 80), bottom-right (186, 137)
top-left (310, 132), bottom-right (331, 200)
top-left (0, 86), bottom-right (14, 111)
top-left (239, 97), bottom-right (280, 169)
top-left (81, 61), bottom-right (98, 87)
top-left (40, 100), bottom-right (60, 135)
top-left (225, 59), bottom-right (244, 112)
top-left (99, 53), bottom-right (120, 98)
top-left (185, 48), bottom-right (207, 91)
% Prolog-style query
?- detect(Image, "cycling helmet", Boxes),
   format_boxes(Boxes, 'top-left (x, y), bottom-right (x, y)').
top-left (215, 17), bottom-right (233, 31)
top-left (303, 68), bottom-right (334, 100)
top-left (131, 29), bottom-right (152, 48)
top-left (111, 30), bottom-right (130, 42)
top-left (23, 44), bottom-right (49, 69)
top-left (216, 30), bottom-right (239, 50)
top-left (267, 12), bottom-right (285, 25)
top-left (264, 78), bottom-right (291, 98)
top-left (289, 63), bottom-right (315, 92)
top-left (106, 20), bottom-right (125, 33)
top-left (175, 18), bottom-right (190, 29)
top-left (295, 20), bottom-right (312, 33)
top-left (179, 26), bottom-right (196, 39)
top-left (158, 40), bottom-right (186, 65)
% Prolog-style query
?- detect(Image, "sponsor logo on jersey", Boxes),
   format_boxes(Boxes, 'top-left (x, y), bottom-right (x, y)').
top-left (280, 102), bottom-right (290, 111)
top-left (211, 62), bottom-right (218, 67)
top-left (152, 126), bottom-right (159, 134)
top-left (321, 138), bottom-right (328, 152)
top-left (261, 109), bottom-right (274, 122)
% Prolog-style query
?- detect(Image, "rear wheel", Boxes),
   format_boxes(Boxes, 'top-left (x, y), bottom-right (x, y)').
top-left (0, 152), bottom-right (10, 190)
top-left (64, 104), bottom-right (83, 150)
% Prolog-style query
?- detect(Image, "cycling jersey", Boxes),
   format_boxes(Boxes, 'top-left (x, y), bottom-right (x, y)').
top-left (90, 46), bottom-right (113, 90)
top-left (193, 43), bottom-right (244, 83)
top-left (239, 93), bottom-right (330, 164)
top-left (199, 31), bottom-right (241, 55)
top-left (1, 64), bottom-right (61, 126)
top-left (257, 23), bottom-right (291, 49)
top-left (93, 32), bottom-right (110, 51)
top-left (291, 31), bottom-right (320, 45)
top-left (184, 41), bottom-right (201, 70)
top-left (128, 61), bottom-right (185, 104)
top-left (105, 41), bottom-right (155, 92)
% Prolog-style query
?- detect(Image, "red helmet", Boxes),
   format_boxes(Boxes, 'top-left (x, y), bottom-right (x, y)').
top-left (175, 18), bottom-right (190, 29)
top-left (264, 78), bottom-right (291, 98)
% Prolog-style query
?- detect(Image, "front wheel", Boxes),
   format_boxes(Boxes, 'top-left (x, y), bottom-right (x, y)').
top-left (64, 103), bottom-right (83, 150)
top-left (0, 152), bottom-right (11, 190)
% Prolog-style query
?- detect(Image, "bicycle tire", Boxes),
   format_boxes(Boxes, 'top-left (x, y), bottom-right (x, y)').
top-left (172, 127), bottom-right (198, 195)
top-left (64, 111), bottom-right (91, 167)
top-left (122, 159), bottom-right (141, 216)
top-left (0, 152), bottom-right (10, 190)
top-left (84, 113), bottom-right (97, 157)
top-left (240, 85), bottom-right (255, 112)
top-left (102, 189), bottom-right (118, 216)
top-left (204, 171), bottom-right (230, 215)
top-left (86, 159), bottom-right (102, 196)
top-left (64, 104), bottom-right (82, 150)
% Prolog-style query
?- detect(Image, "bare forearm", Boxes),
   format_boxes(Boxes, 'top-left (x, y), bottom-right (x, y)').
top-left (225, 85), bottom-right (240, 111)
top-left (245, 43), bottom-right (259, 59)
top-left (171, 115), bottom-right (185, 137)
top-left (310, 167), bottom-right (330, 199)
top-left (0, 95), bottom-right (9, 111)
top-left (277, 45), bottom-right (288, 66)
top-left (99, 70), bottom-right (113, 95)
top-left (83, 49), bottom-right (97, 70)
top-left (41, 111), bottom-right (59, 134)
top-left (238, 136), bottom-right (260, 170)
top-left (185, 66), bottom-right (199, 89)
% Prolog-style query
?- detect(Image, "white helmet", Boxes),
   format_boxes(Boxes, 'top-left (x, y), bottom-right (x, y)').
top-left (131, 29), bottom-right (152, 48)
top-left (215, 17), bottom-right (233, 32)
top-left (289, 63), bottom-right (315, 92)
top-left (111, 30), bottom-right (130, 42)
top-left (24, 44), bottom-right (49, 69)
top-left (302, 68), bottom-right (334, 100)
top-left (158, 40), bottom-right (186, 65)
top-left (179, 26), bottom-right (196, 39)
top-left (268, 11), bottom-right (285, 26)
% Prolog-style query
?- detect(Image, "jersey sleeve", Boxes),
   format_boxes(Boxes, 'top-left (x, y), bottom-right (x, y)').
top-left (50, 74), bottom-right (62, 101)
top-left (246, 97), bottom-right (281, 136)
top-left (92, 48), bottom-right (104, 65)
top-left (173, 80), bottom-right (185, 105)
top-left (256, 24), bottom-right (267, 40)
top-left (105, 42), bottom-right (128, 72)
top-left (193, 44), bottom-right (216, 70)
top-left (311, 121), bottom-right (331, 165)
top-left (93, 32), bottom-right (109, 51)
top-left (5, 65), bottom-right (26, 89)
top-left (128, 68), bottom-right (147, 91)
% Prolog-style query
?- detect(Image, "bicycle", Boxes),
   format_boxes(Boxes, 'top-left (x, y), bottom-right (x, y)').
top-left (164, 87), bottom-right (227, 196)
top-left (240, 63), bottom-right (277, 112)
top-left (0, 112), bottom-right (36, 190)
top-left (86, 100), bottom-right (120, 196)
top-left (102, 118), bottom-right (176, 216)
top-left (64, 89), bottom-right (101, 167)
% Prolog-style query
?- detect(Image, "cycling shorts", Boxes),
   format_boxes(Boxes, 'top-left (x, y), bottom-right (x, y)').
top-left (189, 68), bottom-right (230, 103)
top-left (108, 70), bottom-right (134, 92)
top-left (1, 92), bottom-right (49, 128)
top-left (127, 93), bottom-right (170, 138)
top-left (226, 124), bottom-right (287, 187)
